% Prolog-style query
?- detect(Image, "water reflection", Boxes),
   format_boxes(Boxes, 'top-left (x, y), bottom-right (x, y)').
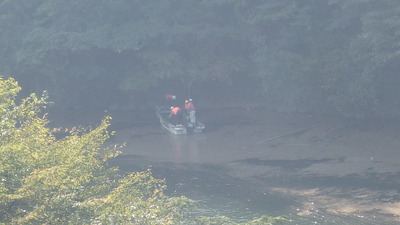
top-left (168, 134), bottom-right (201, 163)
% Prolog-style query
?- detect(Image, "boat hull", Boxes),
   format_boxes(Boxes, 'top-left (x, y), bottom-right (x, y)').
top-left (156, 107), bottom-right (205, 135)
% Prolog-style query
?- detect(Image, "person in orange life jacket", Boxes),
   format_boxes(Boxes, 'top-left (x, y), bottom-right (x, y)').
top-left (169, 106), bottom-right (183, 124)
top-left (184, 99), bottom-right (196, 124)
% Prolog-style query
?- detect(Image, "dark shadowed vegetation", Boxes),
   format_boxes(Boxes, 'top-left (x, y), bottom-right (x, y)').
top-left (1, 0), bottom-right (399, 118)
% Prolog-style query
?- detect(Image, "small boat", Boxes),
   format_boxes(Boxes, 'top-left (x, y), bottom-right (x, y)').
top-left (155, 106), bottom-right (205, 135)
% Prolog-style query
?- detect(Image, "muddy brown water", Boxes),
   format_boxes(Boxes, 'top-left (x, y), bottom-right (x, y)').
top-left (52, 108), bottom-right (400, 224)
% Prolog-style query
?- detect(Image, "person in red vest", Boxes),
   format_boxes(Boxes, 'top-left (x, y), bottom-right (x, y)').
top-left (169, 106), bottom-right (183, 124)
top-left (184, 99), bottom-right (196, 124)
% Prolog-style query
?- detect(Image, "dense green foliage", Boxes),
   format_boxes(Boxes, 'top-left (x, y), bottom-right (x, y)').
top-left (0, 77), bottom-right (184, 224)
top-left (0, 76), bottom-right (286, 224)
top-left (1, 0), bottom-right (400, 117)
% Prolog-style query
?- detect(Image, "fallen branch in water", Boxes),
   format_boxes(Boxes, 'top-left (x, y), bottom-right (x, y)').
top-left (252, 124), bottom-right (319, 146)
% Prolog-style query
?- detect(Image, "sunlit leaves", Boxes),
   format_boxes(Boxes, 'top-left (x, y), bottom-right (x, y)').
top-left (0, 77), bottom-right (187, 224)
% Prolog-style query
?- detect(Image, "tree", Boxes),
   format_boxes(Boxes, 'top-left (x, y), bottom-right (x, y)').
top-left (0, 0), bottom-right (256, 109)
top-left (5, 0), bottom-right (400, 117)
top-left (0, 76), bottom-right (187, 224)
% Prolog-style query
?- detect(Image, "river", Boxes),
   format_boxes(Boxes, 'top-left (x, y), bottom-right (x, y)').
top-left (58, 107), bottom-right (400, 224)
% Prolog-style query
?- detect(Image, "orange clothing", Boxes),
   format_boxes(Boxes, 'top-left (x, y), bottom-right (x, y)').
top-left (171, 107), bottom-right (180, 115)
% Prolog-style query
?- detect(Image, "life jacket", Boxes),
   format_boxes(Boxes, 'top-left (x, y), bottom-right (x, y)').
top-left (185, 102), bottom-right (195, 111)
top-left (171, 107), bottom-right (180, 115)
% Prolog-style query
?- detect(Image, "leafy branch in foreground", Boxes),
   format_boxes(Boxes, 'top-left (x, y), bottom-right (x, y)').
top-left (0, 77), bottom-right (182, 224)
